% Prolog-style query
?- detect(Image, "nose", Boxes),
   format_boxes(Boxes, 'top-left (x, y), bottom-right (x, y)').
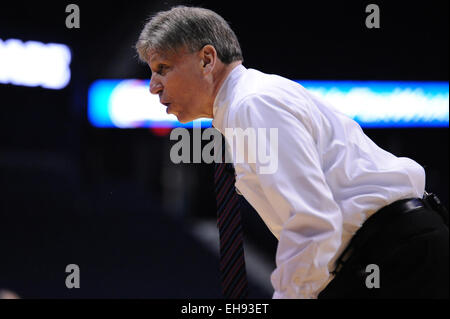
top-left (149, 76), bottom-right (163, 95)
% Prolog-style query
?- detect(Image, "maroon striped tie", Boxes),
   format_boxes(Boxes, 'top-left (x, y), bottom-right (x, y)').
top-left (214, 137), bottom-right (248, 299)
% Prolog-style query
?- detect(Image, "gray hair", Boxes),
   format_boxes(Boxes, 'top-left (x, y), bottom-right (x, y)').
top-left (135, 6), bottom-right (243, 64)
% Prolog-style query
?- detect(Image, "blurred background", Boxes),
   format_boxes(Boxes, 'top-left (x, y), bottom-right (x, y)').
top-left (0, 0), bottom-right (448, 298)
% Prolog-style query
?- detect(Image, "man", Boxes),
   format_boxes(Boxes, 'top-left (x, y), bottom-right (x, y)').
top-left (135, 6), bottom-right (449, 298)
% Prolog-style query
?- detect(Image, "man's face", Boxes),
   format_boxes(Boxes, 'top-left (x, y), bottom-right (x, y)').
top-left (147, 46), bottom-right (211, 123)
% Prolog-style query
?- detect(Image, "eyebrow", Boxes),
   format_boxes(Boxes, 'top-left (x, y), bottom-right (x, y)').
top-left (149, 54), bottom-right (168, 68)
top-left (149, 62), bottom-right (165, 75)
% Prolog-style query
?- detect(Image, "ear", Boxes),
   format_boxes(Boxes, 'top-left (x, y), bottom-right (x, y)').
top-left (200, 44), bottom-right (217, 75)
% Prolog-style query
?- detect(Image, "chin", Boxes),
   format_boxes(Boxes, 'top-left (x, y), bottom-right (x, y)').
top-left (177, 118), bottom-right (190, 124)
top-left (177, 115), bottom-right (198, 124)
top-left (176, 115), bottom-right (187, 124)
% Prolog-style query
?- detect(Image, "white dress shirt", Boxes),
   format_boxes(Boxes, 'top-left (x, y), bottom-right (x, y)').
top-left (212, 64), bottom-right (426, 299)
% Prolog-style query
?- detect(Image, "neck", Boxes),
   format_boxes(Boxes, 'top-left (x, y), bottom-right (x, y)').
top-left (208, 60), bottom-right (242, 118)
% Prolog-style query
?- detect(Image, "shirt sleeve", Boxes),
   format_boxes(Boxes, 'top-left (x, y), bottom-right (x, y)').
top-left (230, 93), bottom-right (343, 299)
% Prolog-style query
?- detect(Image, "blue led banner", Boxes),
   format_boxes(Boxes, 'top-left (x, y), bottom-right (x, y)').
top-left (88, 79), bottom-right (449, 129)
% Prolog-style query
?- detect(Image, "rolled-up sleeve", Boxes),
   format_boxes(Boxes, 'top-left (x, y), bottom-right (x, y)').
top-left (231, 93), bottom-right (343, 299)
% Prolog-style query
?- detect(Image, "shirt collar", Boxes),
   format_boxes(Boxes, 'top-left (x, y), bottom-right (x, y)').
top-left (212, 64), bottom-right (247, 134)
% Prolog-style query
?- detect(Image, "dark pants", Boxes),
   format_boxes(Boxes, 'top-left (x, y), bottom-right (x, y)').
top-left (318, 203), bottom-right (449, 299)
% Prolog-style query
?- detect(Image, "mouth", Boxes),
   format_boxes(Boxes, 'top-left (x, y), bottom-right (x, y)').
top-left (162, 102), bottom-right (172, 114)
